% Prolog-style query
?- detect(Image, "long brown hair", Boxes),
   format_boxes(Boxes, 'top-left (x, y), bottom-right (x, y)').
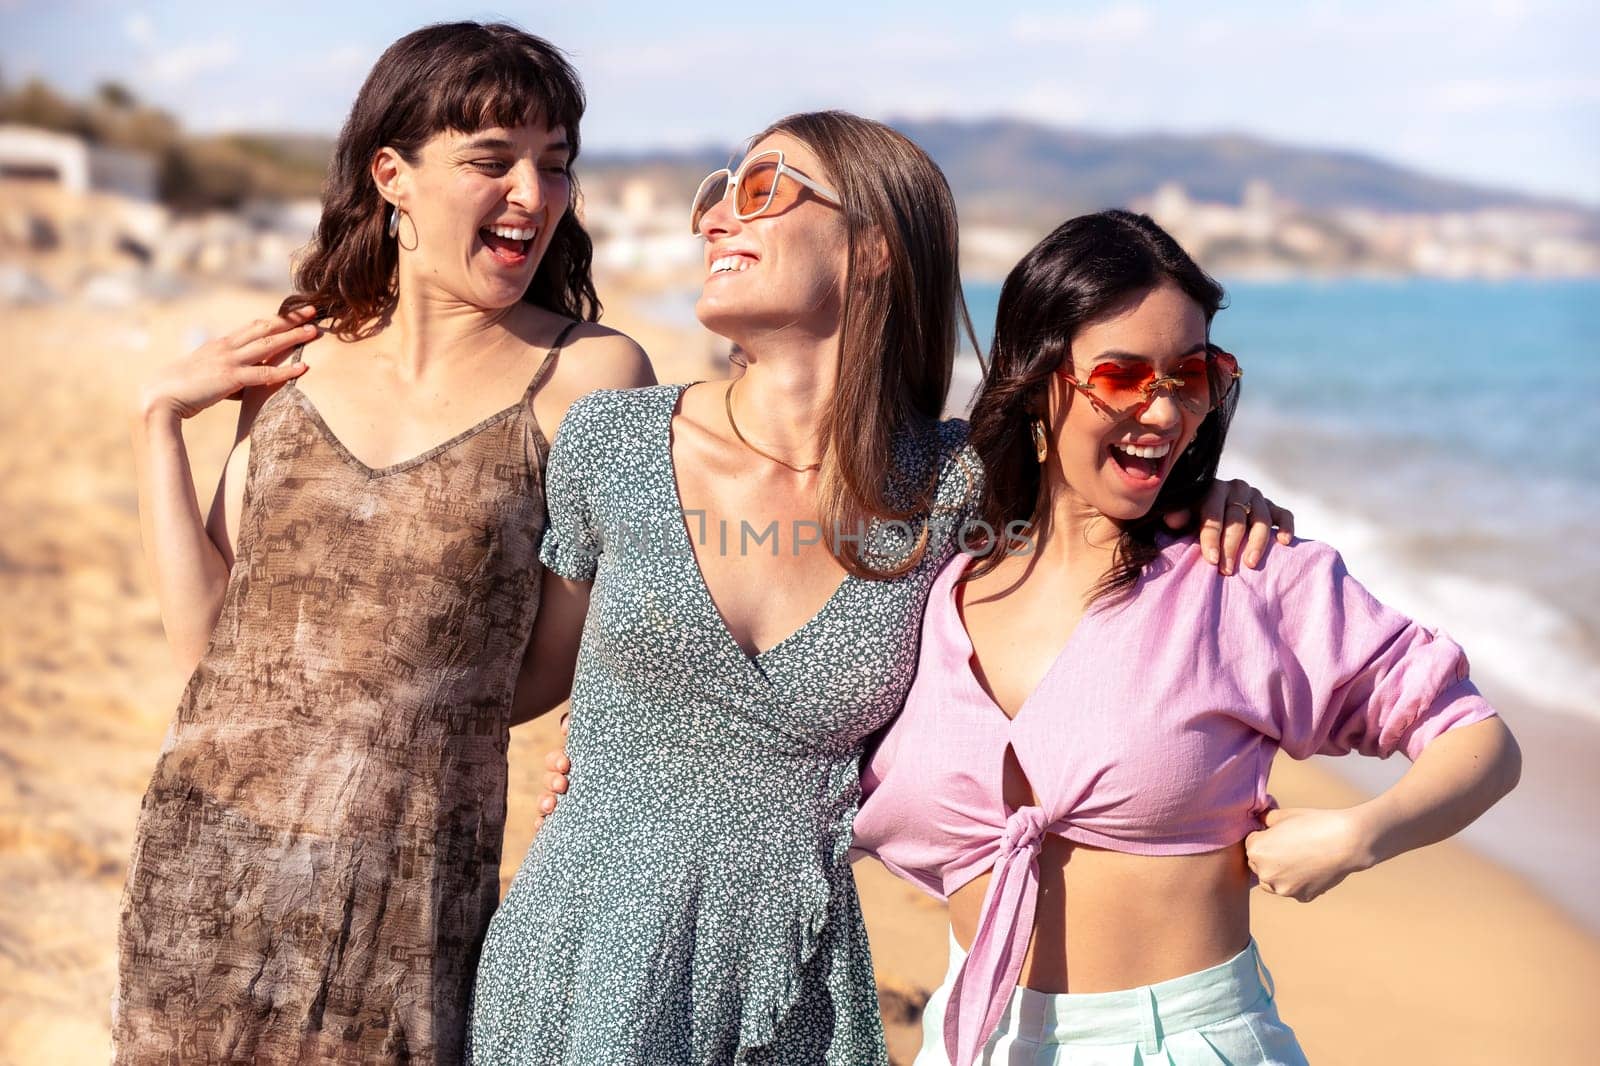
top-left (280, 22), bottom-right (599, 335)
top-left (966, 210), bottom-right (1234, 600)
top-left (755, 111), bottom-right (977, 578)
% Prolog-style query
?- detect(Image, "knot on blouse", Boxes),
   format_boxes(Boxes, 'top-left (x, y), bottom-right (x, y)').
top-left (999, 805), bottom-right (1049, 856)
top-left (944, 804), bottom-right (1053, 1066)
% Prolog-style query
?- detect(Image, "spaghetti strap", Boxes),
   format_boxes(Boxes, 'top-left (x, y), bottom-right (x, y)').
top-left (522, 320), bottom-right (582, 401)
top-left (277, 345), bottom-right (307, 402)
top-left (550, 319), bottom-right (582, 351)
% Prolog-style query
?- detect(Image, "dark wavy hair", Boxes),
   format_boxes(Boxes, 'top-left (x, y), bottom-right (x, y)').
top-left (753, 111), bottom-right (978, 579)
top-left (966, 209), bottom-right (1234, 601)
top-left (280, 22), bottom-right (599, 335)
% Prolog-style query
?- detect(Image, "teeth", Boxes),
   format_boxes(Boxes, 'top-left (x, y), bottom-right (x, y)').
top-left (710, 256), bottom-right (753, 274)
top-left (1112, 441), bottom-right (1173, 460)
top-left (487, 225), bottom-right (536, 241)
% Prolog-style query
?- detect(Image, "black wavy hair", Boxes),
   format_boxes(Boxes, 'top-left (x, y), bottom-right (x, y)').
top-left (966, 209), bottom-right (1235, 601)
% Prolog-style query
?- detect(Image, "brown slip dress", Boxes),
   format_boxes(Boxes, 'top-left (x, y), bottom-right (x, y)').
top-left (114, 321), bottom-right (578, 1065)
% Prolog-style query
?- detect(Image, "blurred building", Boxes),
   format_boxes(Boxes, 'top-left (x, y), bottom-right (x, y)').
top-left (583, 176), bottom-right (704, 274)
top-left (0, 124), bottom-right (158, 201)
top-left (1139, 180), bottom-right (1600, 278)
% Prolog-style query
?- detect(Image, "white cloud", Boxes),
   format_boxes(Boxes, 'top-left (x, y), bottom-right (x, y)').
top-left (1428, 75), bottom-right (1600, 112)
top-left (1009, 82), bottom-right (1094, 126)
top-left (307, 44), bottom-right (372, 76)
top-left (123, 12), bottom-right (155, 47)
top-left (1009, 3), bottom-right (1154, 46)
top-left (113, 11), bottom-right (241, 92)
top-left (138, 37), bottom-right (240, 86)
top-left (189, 98), bottom-right (288, 132)
top-left (1481, 0), bottom-right (1535, 25)
top-left (867, 28), bottom-right (970, 64)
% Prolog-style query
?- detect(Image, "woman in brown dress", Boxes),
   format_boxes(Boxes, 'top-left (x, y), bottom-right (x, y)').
top-left (117, 22), bottom-right (653, 1063)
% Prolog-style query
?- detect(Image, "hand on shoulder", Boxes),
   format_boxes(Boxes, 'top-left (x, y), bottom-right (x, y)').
top-left (1165, 477), bottom-right (1296, 576)
top-left (133, 305), bottom-right (317, 426)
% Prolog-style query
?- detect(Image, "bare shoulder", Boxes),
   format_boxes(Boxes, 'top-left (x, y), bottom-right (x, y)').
top-left (534, 321), bottom-right (657, 438)
top-left (230, 343), bottom-right (305, 443)
top-left (554, 321), bottom-right (657, 391)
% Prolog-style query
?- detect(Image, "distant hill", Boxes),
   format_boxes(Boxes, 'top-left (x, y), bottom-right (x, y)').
top-left (53, 97), bottom-right (1585, 226)
top-left (580, 117), bottom-right (1596, 229)
top-left (893, 118), bottom-right (1592, 220)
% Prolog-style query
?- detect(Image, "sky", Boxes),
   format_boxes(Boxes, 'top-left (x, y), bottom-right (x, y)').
top-left (2, 0), bottom-right (1596, 205)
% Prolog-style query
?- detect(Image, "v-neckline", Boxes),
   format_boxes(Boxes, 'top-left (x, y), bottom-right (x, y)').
top-left (945, 551), bottom-right (1098, 724)
top-left (288, 384), bottom-right (533, 479)
top-left (663, 383), bottom-right (854, 665)
top-left (282, 325), bottom-right (572, 479)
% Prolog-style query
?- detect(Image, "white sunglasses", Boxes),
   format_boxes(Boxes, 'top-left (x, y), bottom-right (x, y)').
top-left (689, 149), bottom-right (841, 235)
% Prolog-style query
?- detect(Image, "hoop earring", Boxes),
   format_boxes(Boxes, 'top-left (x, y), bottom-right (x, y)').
top-left (1030, 419), bottom-right (1049, 464)
top-left (390, 207), bottom-right (419, 252)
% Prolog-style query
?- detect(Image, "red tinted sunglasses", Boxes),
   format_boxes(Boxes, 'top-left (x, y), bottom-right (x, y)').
top-left (1061, 345), bottom-right (1241, 417)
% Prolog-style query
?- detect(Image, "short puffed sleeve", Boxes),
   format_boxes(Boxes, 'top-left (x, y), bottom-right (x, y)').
top-left (1267, 541), bottom-right (1497, 762)
top-left (538, 390), bottom-right (615, 582)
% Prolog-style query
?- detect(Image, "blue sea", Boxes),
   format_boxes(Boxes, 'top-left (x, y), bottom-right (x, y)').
top-left (958, 277), bottom-right (1600, 930)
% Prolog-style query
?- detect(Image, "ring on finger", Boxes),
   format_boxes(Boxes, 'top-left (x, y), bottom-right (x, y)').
top-left (1227, 500), bottom-right (1252, 518)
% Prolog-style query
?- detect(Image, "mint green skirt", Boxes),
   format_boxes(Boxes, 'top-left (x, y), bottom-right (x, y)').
top-left (915, 932), bottom-right (1309, 1065)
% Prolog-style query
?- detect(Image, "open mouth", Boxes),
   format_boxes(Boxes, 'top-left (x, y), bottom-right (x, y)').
top-left (709, 253), bottom-right (757, 276)
top-left (1108, 440), bottom-right (1173, 485)
top-left (480, 224), bottom-right (536, 265)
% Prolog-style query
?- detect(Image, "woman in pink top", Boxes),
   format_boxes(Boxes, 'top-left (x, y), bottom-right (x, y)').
top-left (851, 210), bottom-right (1522, 1065)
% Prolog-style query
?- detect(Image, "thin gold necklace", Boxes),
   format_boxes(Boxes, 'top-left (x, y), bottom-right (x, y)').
top-left (723, 378), bottom-right (822, 473)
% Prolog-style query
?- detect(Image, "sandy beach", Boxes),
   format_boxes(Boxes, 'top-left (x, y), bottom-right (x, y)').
top-left (2, 279), bottom-right (1594, 1065)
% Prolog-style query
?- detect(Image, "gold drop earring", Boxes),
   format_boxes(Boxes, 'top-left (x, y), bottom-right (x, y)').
top-left (1030, 420), bottom-right (1049, 464)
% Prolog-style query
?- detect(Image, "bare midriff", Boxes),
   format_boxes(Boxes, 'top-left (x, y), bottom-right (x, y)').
top-left (948, 835), bottom-right (1252, 994)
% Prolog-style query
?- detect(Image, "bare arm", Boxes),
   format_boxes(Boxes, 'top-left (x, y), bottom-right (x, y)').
top-left (1246, 716), bottom-right (1521, 901)
top-left (130, 309), bottom-right (317, 670)
top-left (1357, 716), bottom-right (1521, 863)
top-left (510, 325), bottom-right (654, 722)
top-left (510, 570), bottom-right (591, 727)
top-left (131, 402), bottom-right (243, 668)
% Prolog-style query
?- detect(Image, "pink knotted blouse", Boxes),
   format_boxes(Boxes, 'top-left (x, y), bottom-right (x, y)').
top-left (851, 536), bottom-right (1496, 1066)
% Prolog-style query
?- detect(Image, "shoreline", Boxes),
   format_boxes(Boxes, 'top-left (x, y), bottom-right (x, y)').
top-left (1212, 437), bottom-right (1600, 938)
top-left (957, 266), bottom-right (1600, 287)
top-left (1315, 692), bottom-right (1600, 936)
